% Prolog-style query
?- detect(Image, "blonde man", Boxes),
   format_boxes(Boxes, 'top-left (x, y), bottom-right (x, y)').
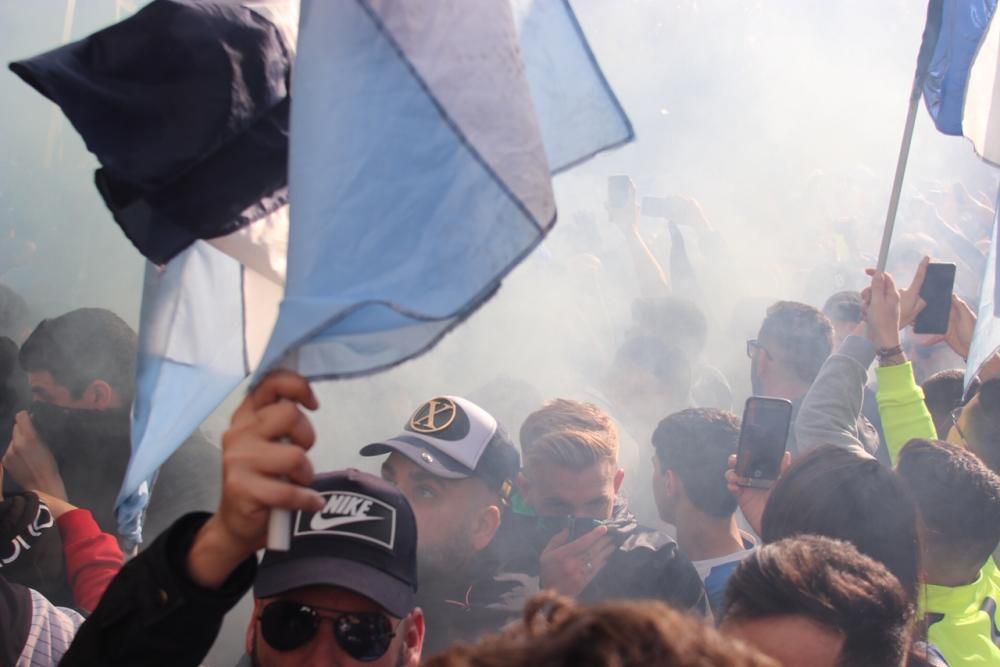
top-left (494, 399), bottom-right (709, 618)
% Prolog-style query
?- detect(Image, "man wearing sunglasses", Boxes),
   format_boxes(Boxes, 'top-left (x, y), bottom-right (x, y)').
top-left (60, 372), bottom-right (425, 667)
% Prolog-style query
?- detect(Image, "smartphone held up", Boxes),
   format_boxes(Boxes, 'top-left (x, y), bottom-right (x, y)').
top-left (913, 262), bottom-right (956, 335)
top-left (735, 397), bottom-right (792, 489)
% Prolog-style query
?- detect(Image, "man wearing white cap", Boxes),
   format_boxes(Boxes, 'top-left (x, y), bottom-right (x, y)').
top-left (362, 395), bottom-right (532, 653)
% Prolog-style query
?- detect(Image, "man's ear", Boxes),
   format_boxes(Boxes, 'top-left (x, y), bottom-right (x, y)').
top-left (613, 467), bottom-right (625, 494)
top-left (471, 503), bottom-right (502, 552)
top-left (664, 469), bottom-right (681, 500)
top-left (83, 379), bottom-right (118, 410)
top-left (402, 609), bottom-right (425, 666)
top-left (246, 600), bottom-right (263, 656)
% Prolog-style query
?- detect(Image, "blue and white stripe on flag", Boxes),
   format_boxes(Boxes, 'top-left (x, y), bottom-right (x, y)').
top-left (255, 0), bottom-right (633, 382)
top-left (922, 0), bottom-right (1000, 164)
top-left (966, 201), bottom-right (1000, 389)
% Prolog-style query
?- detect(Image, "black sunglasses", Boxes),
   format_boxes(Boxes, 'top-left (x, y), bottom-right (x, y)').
top-left (259, 601), bottom-right (397, 661)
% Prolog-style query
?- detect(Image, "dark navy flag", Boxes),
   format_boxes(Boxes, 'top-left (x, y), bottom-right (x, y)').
top-left (8, 0), bottom-right (297, 265)
top-left (254, 0), bottom-right (633, 382)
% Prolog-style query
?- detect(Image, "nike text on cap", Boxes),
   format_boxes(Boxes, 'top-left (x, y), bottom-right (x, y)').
top-left (360, 396), bottom-right (520, 498)
top-left (254, 469), bottom-right (418, 617)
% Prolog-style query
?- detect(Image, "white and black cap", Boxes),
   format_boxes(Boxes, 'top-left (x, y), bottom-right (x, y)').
top-left (254, 469), bottom-right (418, 617)
top-left (360, 396), bottom-right (520, 499)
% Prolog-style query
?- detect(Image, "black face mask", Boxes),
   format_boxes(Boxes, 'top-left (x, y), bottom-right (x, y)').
top-left (27, 400), bottom-right (130, 467)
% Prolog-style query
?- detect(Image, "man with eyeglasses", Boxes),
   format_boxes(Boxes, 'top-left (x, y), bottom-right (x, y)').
top-left (60, 372), bottom-right (425, 667)
top-left (749, 300), bottom-right (879, 457)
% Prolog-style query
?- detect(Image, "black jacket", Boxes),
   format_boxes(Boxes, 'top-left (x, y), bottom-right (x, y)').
top-left (418, 551), bottom-right (534, 655)
top-left (60, 512), bottom-right (256, 667)
top-left (495, 496), bottom-right (710, 618)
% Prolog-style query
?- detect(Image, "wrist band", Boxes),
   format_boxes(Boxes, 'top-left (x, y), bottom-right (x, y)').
top-left (877, 345), bottom-right (904, 359)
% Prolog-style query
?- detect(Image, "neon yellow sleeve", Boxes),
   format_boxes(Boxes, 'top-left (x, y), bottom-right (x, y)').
top-left (875, 361), bottom-right (938, 465)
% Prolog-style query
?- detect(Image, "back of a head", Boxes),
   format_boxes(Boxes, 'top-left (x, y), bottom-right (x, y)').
top-left (631, 296), bottom-right (709, 357)
top-left (615, 335), bottom-right (692, 398)
top-left (758, 301), bottom-right (833, 385)
top-left (921, 370), bottom-right (974, 440)
top-left (652, 408), bottom-right (740, 518)
top-left (723, 535), bottom-right (914, 667)
top-left (896, 439), bottom-right (1000, 573)
top-left (423, 591), bottom-right (777, 667)
top-left (821, 290), bottom-right (863, 325)
top-left (519, 399), bottom-right (618, 469)
top-left (967, 377), bottom-right (1000, 474)
top-left (19, 308), bottom-right (138, 403)
top-left (760, 446), bottom-right (920, 602)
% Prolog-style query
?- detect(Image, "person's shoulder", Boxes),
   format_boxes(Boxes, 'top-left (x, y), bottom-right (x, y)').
top-left (618, 523), bottom-right (681, 557)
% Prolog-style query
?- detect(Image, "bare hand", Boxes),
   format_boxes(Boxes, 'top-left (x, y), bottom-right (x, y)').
top-left (922, 295), bottom-right (977, 360)
top-left (539, 525), bottom-right (616, 597)
top-left (725, 452), bottom-right (791, 535)
top-left (34, 490), bottom-right (76, 519)
top-left (865, 272), bottom-right (903, 350)
top-left (187, 371), bottom-right (325, 589)
top-left (866, 257), bottom-right (928, 330)
top-left (3, 411), bottom-right (67, 499)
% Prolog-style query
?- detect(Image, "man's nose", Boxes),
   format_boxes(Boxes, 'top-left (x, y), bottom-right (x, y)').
top-left (299, 626), bottom-right (348, 667)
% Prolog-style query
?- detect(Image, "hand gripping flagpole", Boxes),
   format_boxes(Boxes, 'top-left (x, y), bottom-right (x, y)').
top-left (877, 0), bottom-right (943, 271)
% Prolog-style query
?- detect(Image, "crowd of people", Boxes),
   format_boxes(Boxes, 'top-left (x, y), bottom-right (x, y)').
top-left (1, 178), bottom-right (999, 666)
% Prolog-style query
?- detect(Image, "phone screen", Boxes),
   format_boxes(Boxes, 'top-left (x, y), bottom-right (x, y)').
top-left (736, 397), bottom-right (792, 487)
top-left (913, 263), bottom-right (956, 335)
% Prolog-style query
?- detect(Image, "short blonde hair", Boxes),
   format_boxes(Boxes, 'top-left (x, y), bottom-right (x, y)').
top-left (519, 399), bottom-right (618, 469)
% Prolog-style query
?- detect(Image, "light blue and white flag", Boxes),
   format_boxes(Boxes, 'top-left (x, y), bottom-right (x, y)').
top-left (255, 0), bottom-right (633, 382)
top-left (114, 0), bottom-right (298, 547)
top-left (966, 203), bottom-right (1000, 388)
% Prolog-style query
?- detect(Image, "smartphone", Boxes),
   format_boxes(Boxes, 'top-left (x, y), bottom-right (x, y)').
top-left (607, 175), bottom-right (634, 210)
top-left (568, 517), bottom-right (605, 541)
top-left (735, 397), bottom-right (793, 488)
top-left (913, 263), bottom-right (956, 335)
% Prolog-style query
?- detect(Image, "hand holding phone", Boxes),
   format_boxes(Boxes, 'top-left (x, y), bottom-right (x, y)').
top-left (735, 397), bottom-right (792, 489)
top-left (913, 262), bottom-right (956, 335)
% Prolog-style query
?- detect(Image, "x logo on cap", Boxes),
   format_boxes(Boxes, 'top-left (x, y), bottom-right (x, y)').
top-left (409, 398), bottom-right (457, 434)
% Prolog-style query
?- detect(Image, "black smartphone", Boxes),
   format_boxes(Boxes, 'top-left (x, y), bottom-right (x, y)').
top-left (913, 262), bottom-right (956, 335)
top-left (607, 175), bottom-right (634, 210)
top-left (568, 517), bottom-right (604, 541)
top-left (735, 397), bottom-right (793, 489)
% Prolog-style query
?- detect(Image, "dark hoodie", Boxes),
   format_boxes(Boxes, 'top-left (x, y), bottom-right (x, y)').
top-left (417, 549), bottom-right (536, 655)
top-left (495, 495), bottom-right (710, 618)
top-left (0, 493), bottom-right (73, 608)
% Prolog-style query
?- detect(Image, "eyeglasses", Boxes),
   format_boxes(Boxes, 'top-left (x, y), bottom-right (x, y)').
top-left (259, 601), bottom-right (397, 661)
top-left (746, 339), bottom-right (766, 359)
top-left (951, 405), bottom-right (968, 444)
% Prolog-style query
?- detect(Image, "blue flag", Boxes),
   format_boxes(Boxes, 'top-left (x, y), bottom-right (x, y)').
top-left (966, 203), bottom-right (1000, 388)
top-left (922, 0), bottom-right (1000, 163)
top-left (255, 0), bottom-right (632, 382)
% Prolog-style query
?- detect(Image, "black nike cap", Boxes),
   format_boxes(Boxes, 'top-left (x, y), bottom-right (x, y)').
top-left (360, 396), bottom-right (520, 499)
top-left (254, 469), bottom-right (418, 617)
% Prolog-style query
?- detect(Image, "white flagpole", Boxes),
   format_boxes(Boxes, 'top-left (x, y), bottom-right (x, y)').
top-left (876, 69), bottom-right (924, 272)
